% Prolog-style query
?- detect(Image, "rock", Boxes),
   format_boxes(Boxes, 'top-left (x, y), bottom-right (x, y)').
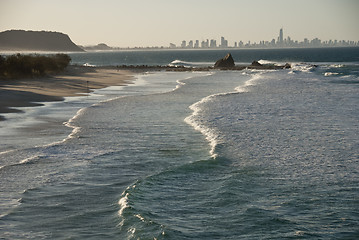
top-left (214, 53), bottom-right (235, 68)
top-left (250, 61), bottom-right (263, 67)
top-left (283, 63), bottom-right (291, 69)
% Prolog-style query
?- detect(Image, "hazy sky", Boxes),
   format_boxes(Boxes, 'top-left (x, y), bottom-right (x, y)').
top-left (1, 0), bottom-right (358, 47)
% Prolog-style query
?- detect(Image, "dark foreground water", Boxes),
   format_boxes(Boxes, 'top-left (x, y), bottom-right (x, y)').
top-left (0, 48), bottom-right (358, 239)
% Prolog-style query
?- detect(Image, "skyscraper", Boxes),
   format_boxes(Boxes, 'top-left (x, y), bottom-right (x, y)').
top-left (278, 28), bottom-right (283, 45)
top-left (210, 39), bottom-right (217, 48)
top-left (181, 40), bottom-right (186, 48)
top-left (220, 36), bottom-right (228, 48)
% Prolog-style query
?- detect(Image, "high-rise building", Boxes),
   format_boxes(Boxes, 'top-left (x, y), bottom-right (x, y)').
top-left (220, 36), bottom-right (228, 48)
top-left (181, 40), bottom-right (186, 48)
top-left (188, 40), bottom-right (194, 48)
top-left (278, 28), bottom-right (283, 45)
top-left (194, 40), bottom-right (199, 48)
top-left (210, 39), bottom-right (217, 48)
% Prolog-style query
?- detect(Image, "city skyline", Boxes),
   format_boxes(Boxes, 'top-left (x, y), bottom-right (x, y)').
top-left (171, 28), bottom-right (358, 49)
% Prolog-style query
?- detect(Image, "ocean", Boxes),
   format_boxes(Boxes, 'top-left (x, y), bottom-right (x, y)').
top-left (0, 48), bottom-right (358, 239)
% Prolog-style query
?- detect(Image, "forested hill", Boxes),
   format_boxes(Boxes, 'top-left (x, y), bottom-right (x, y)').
top-left (0, 30), bottom-right (84, 52)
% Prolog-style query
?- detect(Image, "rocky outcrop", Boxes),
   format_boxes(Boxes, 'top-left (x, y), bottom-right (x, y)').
top-left (0, 30), bottom-right (84, 52)
top-left (283, 63), bottom-right (291, 69)
top-left (250, 61), bottom-right (263, 67)
top-left (214, 53), bottom-right (235, 68)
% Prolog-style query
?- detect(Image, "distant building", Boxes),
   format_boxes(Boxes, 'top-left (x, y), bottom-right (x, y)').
top-left (201, 39), bottom-right (209, 48)
top-left (210, 39), bottom-right (217, 48)
top-left (220, 36), bottom-right (228, 48)
top-left (188, 40), bottom-right (193, 48)
top-left (278, 28), bottom-right (283, 45)
top-left (181, 40), bottom-right (186, 48)
top-left (169, 43), bottom-right (176, 48)
top-left (194, 40), bottom-right (199, 48)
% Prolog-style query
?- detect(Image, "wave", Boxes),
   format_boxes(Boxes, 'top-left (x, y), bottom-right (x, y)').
top-left (40, 107), bottom-right (86, 148)
top-left (258, 59), bottom-right (285, 66)
top-left (184, 99), bottom-right (222, 159)
top-left (288, 62), bottom-right (318, 74)
top-left (0, 149), bottom-right (16, 156)
top-left (118, 182), bottom-right (139, 228)
top-left (329, 64), bottom-right (344, 68)
top-left (169, 59), bottom-right (213, 67)
top-left (324, 72), bottom-right (340, 77)
top-left (235, 73), bottom-right (264, 92)
top-left (19, 155), bottom-right (42, 164)
top-left (185, 73), bottom-right (263, 159)
top-left (0, 154), bottom-right (43, 172)
top-left (83, 63), bottom-right (96, 67)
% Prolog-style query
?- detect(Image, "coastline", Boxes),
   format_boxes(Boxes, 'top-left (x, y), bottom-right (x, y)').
top-left (0, 66), bottom-right (134, 121)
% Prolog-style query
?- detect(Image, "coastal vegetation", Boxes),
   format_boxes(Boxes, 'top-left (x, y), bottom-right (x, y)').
top-left (0, 53), bottom-right (71, 78)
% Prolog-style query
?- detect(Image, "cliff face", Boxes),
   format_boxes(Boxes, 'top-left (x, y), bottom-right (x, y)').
top-left (0, 30), bottom-right (84, 52)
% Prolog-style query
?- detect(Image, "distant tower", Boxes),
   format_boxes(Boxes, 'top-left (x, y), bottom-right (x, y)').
top-left (279, 28), bottom-right (283, 45)
top-left (194, 40), bottom-right (199, 48)
top-left (210, 39), bottom-right (217, 48)
top-left (188, 40), bottom-right (194, 48)
top-left (181, 40), bottom-right (186, 48)
top-left (221, 36), bottom-right (228, 48)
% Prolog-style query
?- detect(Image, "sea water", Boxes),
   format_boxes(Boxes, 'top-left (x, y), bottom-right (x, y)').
top-left (0, 48), bottom-right (358, 239)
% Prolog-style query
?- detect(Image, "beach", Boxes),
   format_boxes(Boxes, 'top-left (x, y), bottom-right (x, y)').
top-left (0, 66), bottom-right (134, 120)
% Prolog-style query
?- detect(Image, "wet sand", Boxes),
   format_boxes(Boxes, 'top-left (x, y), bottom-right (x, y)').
top-left (0, 66), bottom-right (134, 120)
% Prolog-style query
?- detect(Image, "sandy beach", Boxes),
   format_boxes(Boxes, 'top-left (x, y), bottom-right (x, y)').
top-left (0, 66), bottom-right (134, 120)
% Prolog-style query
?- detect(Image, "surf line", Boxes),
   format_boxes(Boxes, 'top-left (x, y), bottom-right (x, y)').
top-left (184, 73), bottom-right (263, 159)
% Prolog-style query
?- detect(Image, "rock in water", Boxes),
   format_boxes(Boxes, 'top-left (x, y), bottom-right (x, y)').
top-left (214, 53), bottom-right (235, 68)
top-left (283, 63), bottom-right (291, 69)
top-left (250, 60), bottom-right (263, 67)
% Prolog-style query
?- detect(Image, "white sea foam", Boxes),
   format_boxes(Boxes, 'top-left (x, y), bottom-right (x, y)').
top-left (41, 107), bottom-right (86, 148)
top-left (118, 184), bottom-right (137, 227)
top-left (185, 73), bottom-right (263, 158)
top-left (0, 149), bottom-right (16, 156)
top-left (324, 72), bottom-right (340, 76)
top-left (329, 64), bottom-right (344, 68)
top-left (291, 63), bottom-right (316, 73)
top-left (0, 154), bottom-right (43, 171)
top-left (19, 155), bottom-right (41, 164)
top-left (135, 214), bottom-right (145, 222)
top-left (169, 59), bottom-right (213, 67)
top-left (118, 192), bottom-right (129, 216)
top-left (185, 101), bottom-right (221, 159)
top-left (83, 63), bottom-right (96, 67)
top-left (235, 73), bottom-right (263, 93)
top-left (173, 72), bottom-right (214, 91)
top-left (63, 107), bottom-right (88, 139)
top-left (258, 59), bottom-right (285, 66)
top-left (173, 79), bottom-right (187, 91)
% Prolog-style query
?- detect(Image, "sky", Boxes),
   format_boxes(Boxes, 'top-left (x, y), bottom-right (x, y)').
top-left (1, 0), bottom-right (358, 48)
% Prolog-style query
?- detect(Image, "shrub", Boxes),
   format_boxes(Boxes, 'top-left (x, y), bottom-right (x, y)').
top-left (0, 53), bottom-right (71, 78)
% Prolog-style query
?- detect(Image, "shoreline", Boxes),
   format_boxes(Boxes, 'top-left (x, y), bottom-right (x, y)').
top-left (0, 60), bottom-right (290, 121)
top-left (0, 66), bottom-right (134, 121)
